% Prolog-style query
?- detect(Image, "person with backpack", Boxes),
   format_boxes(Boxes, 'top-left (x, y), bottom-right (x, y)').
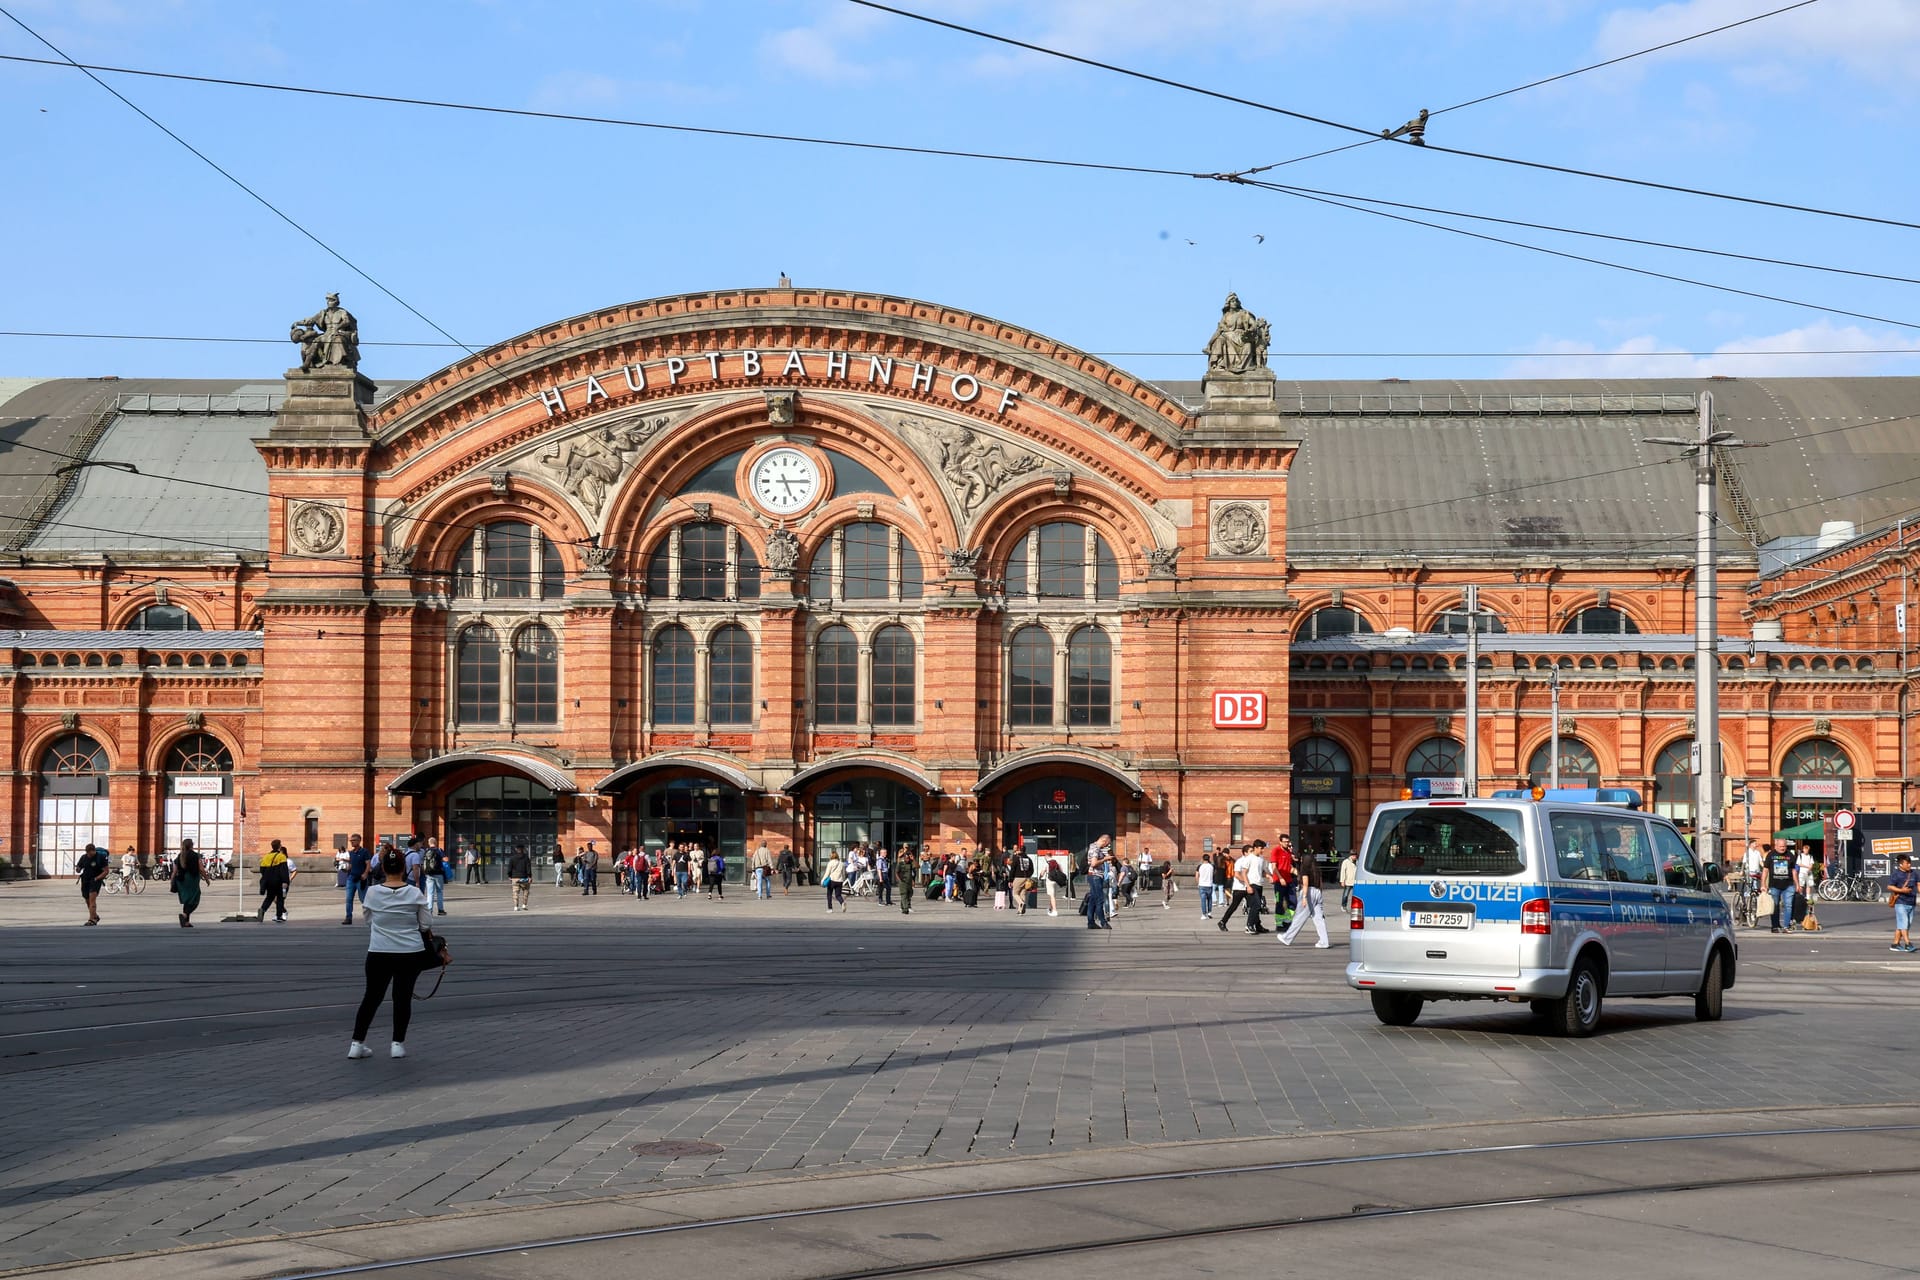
top-left (75, 842), bottom-right (111, 925)
top-left (255, 838), bottom-right (293, 923)
top-left (507, 845), bottom-right (533, 911)
top-left (708, 849), bottom-right (727, 899)
top-left (777, 846), bottom-right (798, 896)
top-left (422, 843), bottom-right (448, 915)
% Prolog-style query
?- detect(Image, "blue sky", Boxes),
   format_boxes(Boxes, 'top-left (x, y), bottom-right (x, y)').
top-left (4, 0), bottom-right (1917, 386)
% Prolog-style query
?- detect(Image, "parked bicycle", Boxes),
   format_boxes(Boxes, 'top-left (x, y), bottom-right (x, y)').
top-left (103, 871), bottom-right (146, 896)
top-left (1817, 873), bottom-right (1883, 902)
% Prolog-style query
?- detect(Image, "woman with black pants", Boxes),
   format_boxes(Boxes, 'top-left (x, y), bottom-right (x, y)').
top-left (348, 846), bottom-right (430, 1060)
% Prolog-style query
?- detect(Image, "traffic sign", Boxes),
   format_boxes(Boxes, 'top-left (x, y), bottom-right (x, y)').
top-left (1834, 808), bottom-right (1856, 831)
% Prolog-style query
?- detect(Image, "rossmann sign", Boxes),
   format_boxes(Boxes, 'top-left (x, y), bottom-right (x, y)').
top-left (1212, 691), bottom-right (1267, 729)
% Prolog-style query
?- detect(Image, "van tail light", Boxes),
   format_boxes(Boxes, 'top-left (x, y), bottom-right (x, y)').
top-left (1350, 895), bottom-right (1364, 930)
top-left (1521, 897), bottom-right (1551, 935)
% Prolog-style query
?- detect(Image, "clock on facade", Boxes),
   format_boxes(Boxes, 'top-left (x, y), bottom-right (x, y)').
top-left (746, 447), bottom-right (822, 514)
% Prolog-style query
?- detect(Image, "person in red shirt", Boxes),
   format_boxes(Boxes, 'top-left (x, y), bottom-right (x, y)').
top-left (1271, 836), bottom-right (1297, 926)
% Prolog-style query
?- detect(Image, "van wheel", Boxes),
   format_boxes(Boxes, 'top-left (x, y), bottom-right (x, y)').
top-left (1548, 959), bottom-right (1603, 1037)
top-left (1694, 952), bottom-right (1725, 1022)
top-left (1370, 991), bottom-right (1424, 1027)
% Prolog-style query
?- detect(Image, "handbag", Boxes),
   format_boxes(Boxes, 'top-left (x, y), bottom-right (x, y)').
top-left (1756, 889), bottom-right (1775, 916)
top-left (416, 927), bottom-right (452, 998)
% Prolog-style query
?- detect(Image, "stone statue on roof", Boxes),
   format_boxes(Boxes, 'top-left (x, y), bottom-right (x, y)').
top-left (1204, 291), bottom-right (1270, 375)
top-left (290, 293), bottom-right (360, 372)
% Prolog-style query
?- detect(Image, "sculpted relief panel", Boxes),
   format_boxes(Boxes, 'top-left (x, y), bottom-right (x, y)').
top-left (523, 408), bottom-right (683, 521)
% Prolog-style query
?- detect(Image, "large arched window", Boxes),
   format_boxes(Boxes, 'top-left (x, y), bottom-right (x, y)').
top-left (1562, 606), bottom-right (1638, 635)
top-left (128, 603), bottom-right (200, 631)
top-left (1528, 737), bottom-right (1600, 788)
top-left (1009, 626), bottom-right (1053, 727)
top-left (1428, 603), bottom-right (1506, 634)
top-left (513, 624), bottom-right (560, 726)
top-left (871, 625), bottom-right (916, 727)
top-left (457, 623), bottom-right (502, 724)
top-left (1066, 626), bottom-right (1112, 727)
top-left (164, 733), bottom-right (235, 865)
top-left (454, 521), bottom-right (565, 600)
top-left (1652, 738), bottom-right (1694, 826)
top-left (1299, 607), bottom-right (1374, 641)
top-left (1405, 736), bottom-right (1463, 781)
top-left (1291, 735), bottom-right (1354, 862)
top-left (709, 625), bottom-right (754, 725)
top-left (807, 523), bottom-right (924, 602)
top-left (37, 733), bottom-right (109, 876)
top-left (651, 626), bottom-right (695, 726)
top-left (1005, 523), bottom-right (1118, 601)
top-left (814, 625), bottom-right (859, 727)
top-left (1781, 735), bottom-right (1853, 826)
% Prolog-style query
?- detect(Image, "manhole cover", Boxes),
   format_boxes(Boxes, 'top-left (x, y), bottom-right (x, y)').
top-left (630, 1140), bottom-right (724, 1158)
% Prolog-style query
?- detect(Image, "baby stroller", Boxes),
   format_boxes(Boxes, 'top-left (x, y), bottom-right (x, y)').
top-left (849, 868), bottom-right (877, 899)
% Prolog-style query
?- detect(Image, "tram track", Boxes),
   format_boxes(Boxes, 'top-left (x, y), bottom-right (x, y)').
top-left (245, 1121), bottom-right (1920, 1279)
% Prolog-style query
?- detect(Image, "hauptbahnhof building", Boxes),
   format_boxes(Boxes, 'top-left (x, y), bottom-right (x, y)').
top-left (2, 288), bottom-right (1916, 876)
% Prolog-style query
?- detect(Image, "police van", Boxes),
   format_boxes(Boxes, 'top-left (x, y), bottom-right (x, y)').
top-left (1345, 788), bottom-right (1735, 1037)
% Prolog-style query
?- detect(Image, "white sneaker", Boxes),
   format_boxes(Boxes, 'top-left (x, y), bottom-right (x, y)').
top-left (1048, 909), bottom-right (1058, 917)
top-left (390, 1042), bottom-right (406, 1059)
top-left (347, 1041), bottom-right (371, 1059)
top-left (1314, 942), bottom-right (1331, 948)
top-left (1163, 903), bottom-right (1171, 910)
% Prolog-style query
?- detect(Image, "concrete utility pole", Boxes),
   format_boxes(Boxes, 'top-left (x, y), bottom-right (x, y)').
top-left (1646, 393), bottom-right (1745, 859)
top-left (1444, 586), bottom-right (1497, 798)
top-left (1549, 667), bottom-right (1562, 789)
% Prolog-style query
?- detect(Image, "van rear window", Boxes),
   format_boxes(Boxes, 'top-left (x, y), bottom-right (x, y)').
top-left (1364, 807), bottom-right (1528, 877)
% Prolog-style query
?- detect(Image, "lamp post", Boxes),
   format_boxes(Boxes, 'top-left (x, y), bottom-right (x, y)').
top-left (1444, 586), bottom-right (1497, 798)
top-left (1549, 668), bottom-right (1561, 789)
top-left (1645, 393), bottom-right (1747, 860)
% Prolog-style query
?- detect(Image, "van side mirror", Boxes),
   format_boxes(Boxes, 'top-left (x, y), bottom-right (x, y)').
top-left (1705, 862), bottom-right (1725, 884)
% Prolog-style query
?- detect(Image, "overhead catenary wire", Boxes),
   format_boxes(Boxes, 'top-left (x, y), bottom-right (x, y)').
top-left (849, 0), bottom-right (1920, 234)
top-left (0, 7), bottom-right (473, 358)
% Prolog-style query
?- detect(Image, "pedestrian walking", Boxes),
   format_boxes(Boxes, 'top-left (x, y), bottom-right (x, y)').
top-left (1196, 854), bottom-right (1216, 918)
top-left (1278, 856), bottom-right (1330, 947)
top-left (505, 845), bottom-right (532, 910)
top-left (1888, 853), bottom-right (1916, 953)
top-left (708, 850), bottom-right (727, 899)
top-left (552, 852), bottom-right (565, 888)
top-left (422, 842), bottom-right (448, 915)
top-left (1044, 856), bottom-right (1066, 916)
top-left (1766, 839), bottom-right (1796, 932)
top-left (1083, 836), bottom-right (1113, 929)
top-left (347, 846), bottom-right (432, 1060)
top-left (256, 838), bottom-right (293, 922)
top-left (823, 853), bottom-right (846, 911)
top-left (1160, 854), bottom-right (1176, 909)
top-left (465, 846), bottom-right (484, 884)
top-left (74, 842), bottom-right (109, 925)
top-left (778, 846), bottom-right (798, 896)
top-left (172, 838), bottom-right (209, 928)
top-left (1338, 850), bottom-right (1358, 910)
top-left (752, 843), bottom-right (774, 899)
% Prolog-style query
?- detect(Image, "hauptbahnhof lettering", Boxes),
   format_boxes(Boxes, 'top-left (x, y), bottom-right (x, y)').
top-left (1, 287), bottom-right (1914, 876)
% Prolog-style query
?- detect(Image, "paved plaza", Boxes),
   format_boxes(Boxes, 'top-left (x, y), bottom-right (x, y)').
top-left (2, 876), bottom-right (1916, 1275)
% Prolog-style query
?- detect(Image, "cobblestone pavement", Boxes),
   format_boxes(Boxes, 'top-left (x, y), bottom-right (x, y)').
top-left (1, 877), bottom-right (1914, 1271)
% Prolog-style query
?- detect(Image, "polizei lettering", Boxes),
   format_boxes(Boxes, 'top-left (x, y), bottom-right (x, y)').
top-left (532, 349), bottom-right (1022, 419)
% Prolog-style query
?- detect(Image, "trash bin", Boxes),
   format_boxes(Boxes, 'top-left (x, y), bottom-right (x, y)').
top-left (1143, 867), bottom-right (1164, 892)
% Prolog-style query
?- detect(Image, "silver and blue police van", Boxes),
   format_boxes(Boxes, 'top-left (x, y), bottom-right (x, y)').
top-left (1345, 787), bottom-right (1735, 1037)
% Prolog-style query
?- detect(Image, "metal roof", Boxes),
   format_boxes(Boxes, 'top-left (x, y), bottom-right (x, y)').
top-left (0, 629), bottom-right (263, 650)
top-left (388, 750), bottom-right (577, 795)
top-left (1291, 632), bottom-right (1825, 655)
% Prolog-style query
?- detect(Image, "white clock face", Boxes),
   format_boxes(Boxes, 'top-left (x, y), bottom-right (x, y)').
top-left (748, 448), bottom-right (821, 514)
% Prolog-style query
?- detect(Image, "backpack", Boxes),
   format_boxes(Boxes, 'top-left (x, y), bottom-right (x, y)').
top-left (708, 853), bottom-right (725, 877)
top-left (425, 849), bottom-right (444, 877)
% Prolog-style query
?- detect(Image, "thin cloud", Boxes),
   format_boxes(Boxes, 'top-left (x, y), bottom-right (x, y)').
top-left (1595, 0), bottom-right (1920, 86)
top-left (1507, 322), bottom-right (1920, 378)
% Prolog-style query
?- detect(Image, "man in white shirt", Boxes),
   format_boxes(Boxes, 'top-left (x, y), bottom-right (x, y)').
top-left (1217, 847), bottom-right (1266, 934)
top-left (1196, 855), bottom-right (1217, 919)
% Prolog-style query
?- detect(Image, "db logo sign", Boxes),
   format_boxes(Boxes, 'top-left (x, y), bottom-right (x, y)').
top-left (1212, 691), bottom-right (1267, 729)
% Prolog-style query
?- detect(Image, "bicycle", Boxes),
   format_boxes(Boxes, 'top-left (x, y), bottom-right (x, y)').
top-left (103, 872), bottom-right (146, 896)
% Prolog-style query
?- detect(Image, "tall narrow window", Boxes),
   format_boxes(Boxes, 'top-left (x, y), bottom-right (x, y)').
top-left (1007, 523), bottom-right (1116, 601)
top-left (843, 522), bottom-right (891, 600)
top-left (513, 624), bottom-right (559, 725)
top-left (457, 623), bottom-right (501, 723)
top-left (1009, 626), bottom-right (1053, 727)
top-left (735, 538), bottom-right (761, 601)
top-left (814, 625), bottom-right (858, 726)
top-left (899, 539), bottom-right (924, 600)
top-left (679, 523), bottom-right (728, 600)
top-left (1067, 626), bottom-right (1112, 726)
top-left (1036, 523), bottom-right (1085, 598)
top-left (454, 521), bottom-right (564, 600)
top-left (871, 625), bottom-right (915, 727)
top-left (709, 625), bottom-right (754, 725)
top-left (651, 626), bottom-right (695, 725)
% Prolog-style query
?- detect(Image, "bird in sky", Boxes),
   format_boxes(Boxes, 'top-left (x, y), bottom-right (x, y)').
top-left (1253, 234), bottom-right (1265, 243)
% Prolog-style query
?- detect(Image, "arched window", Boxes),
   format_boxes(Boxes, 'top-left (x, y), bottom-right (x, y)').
top-left (128, 603), bottom-right (200, 631)
top-left (814, 624), bottom-right (859, 727)
top-left (37, 733), bottom-right (109, 876)
top-left (41, 733), bottom-right (106, 775)
top-left (871, 625), bottom-right (916, 727)
top-left (1009, 626), bottom-right (1053, 727)
top-left (1783, 737), bottom-right (1851, 777)
top-left (1781, 736), bottom-right (1853, 826)
top-left (1652, 739), bottom-right (1694, 826)
top-left (166, 732), bottom-right (232, 774)
top-left (1295, 736), bottom-right (1352, 773)
top-left (807, 523), bottom-right (924, 602)
top-left (651, 626), bottom-right (695, 726)
top-left (513, 624), bottom-right (560, 726)
top-left (708, 625), bottom-right (754, 725)
top-left (454, 520), bottom-right (565, 600)
top-left (1427, 603), bottom-right (1506, 634)
top-left (164, 733), bottom-right (234, 866)
top-left (1067, 626), bottom-right (1112, 727)
top-left (456, 623), bottom-right (501, 724)
top-left (1405, 736), bottom-right (1463, 781)
top-left (1291, 736), bottom-right (1354, 860)
top-left (1528, 737), bottom-right (1600, 788)
top-left (1005, 523), bottom-right (1117, 601)
top-left (1298, 607), bottom-right (1374, 641)
top-left (1562, 606), bottom-right (1638, 635)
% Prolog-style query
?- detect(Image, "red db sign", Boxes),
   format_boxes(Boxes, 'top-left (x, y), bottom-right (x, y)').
top-left (1212, 691), bottom-right (1267, 729)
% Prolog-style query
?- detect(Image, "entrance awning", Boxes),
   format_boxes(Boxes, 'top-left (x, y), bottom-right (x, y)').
top-left (1775, 819), bottom-right (1827, 842)
top-left (971, 751), bottom-right (1141, 797)
top-left (782, 755), bottom-right (936, 795)
top-left (594, 756), bottom-right (756, 794)
top-left (387, 750), bottom-right (577, 796)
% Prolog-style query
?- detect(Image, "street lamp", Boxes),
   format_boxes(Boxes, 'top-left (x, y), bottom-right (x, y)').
top-left (1645, 392), bottom-right (1749, 858)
